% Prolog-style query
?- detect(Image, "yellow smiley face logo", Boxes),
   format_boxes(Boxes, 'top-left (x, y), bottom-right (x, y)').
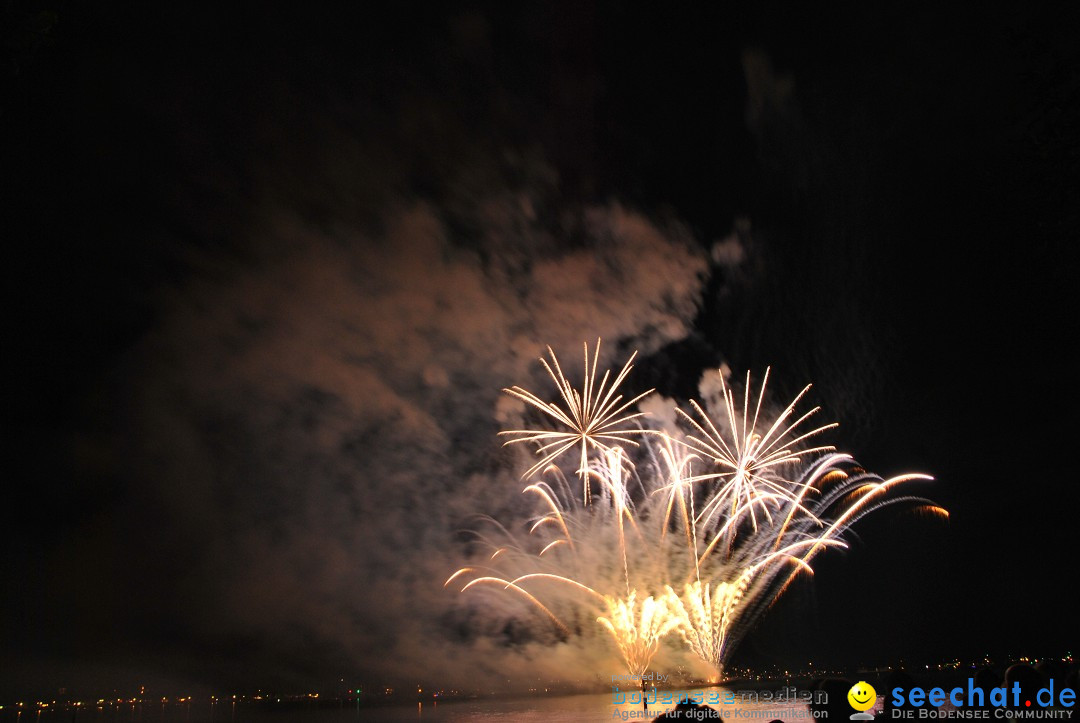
top-left (848, 681), bottom-right (877, 712)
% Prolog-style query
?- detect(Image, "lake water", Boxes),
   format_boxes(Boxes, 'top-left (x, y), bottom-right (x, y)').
top-left (0, 689), bottom-right (826, 723)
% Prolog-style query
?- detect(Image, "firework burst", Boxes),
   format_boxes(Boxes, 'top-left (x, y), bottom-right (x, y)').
top-left (448, 342), bottom-right (945, 679)
top-left (665, 576), bottom-right (749, 675)
top-left (678, 368), bottom-right (837, 540)
top-left (500, 339), bottom-right (654, 502)
top-left (597, 591), bottom-right (679, 677)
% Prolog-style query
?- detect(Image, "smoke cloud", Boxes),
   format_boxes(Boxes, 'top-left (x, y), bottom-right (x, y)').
top-left (63, 119), bottom-right (739, 690)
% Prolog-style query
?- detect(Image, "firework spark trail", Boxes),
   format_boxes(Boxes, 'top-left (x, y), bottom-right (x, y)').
top-left (449, 342), bottom-right (945, 678)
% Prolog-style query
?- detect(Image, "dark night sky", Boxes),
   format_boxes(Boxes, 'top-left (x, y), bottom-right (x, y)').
top-left (3, 1), bottom-right (1078, 698)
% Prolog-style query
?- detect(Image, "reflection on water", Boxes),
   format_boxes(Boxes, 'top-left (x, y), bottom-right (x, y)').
top-left (0, 689), bottom-right (817, 723)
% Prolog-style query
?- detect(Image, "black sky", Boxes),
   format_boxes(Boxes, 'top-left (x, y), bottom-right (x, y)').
top-left (3, 1), bottom-right (1078, 697)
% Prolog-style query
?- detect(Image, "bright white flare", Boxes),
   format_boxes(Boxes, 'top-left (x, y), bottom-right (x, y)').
top-left (665, 576), bottom-right (748, 676)
top-left (597, 591), bottom-right (679, 678)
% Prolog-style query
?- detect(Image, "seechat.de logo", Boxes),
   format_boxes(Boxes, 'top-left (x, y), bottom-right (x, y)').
top-left (849, 681), bottom-right (878, 720)
top-left (890, 678), bottom-right (1075, 717)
